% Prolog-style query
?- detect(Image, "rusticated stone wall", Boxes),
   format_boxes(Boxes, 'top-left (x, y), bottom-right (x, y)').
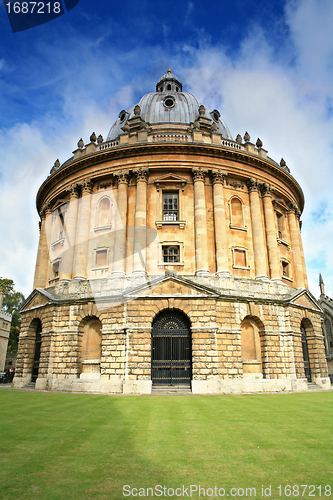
top-left (14, 276), bottom-right (330, 394)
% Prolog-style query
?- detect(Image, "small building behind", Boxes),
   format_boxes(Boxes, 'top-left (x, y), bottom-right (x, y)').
top-left (0, 293), bottom-right (12, 373)
top-left (319, 274), bottom-right (333, 382)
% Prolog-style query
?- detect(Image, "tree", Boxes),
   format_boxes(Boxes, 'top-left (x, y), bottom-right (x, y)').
top-left (0, 278), bottom-right (25, 354)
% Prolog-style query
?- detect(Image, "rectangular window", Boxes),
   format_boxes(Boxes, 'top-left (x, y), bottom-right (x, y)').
top-left (96, 249), bottom-right (108, 267)
top-left (277, 214), bottom-right (283, 239)
top-left (52, 260), bottom-right (60, 277)
top-left (234, 249), bottom-right (246, 267)
top-left (163, 245), bottom-right (180, 263)
top-left (163, 192), bottom-right (178, 221)
top-left (282, 261), bottom-right (289, 277)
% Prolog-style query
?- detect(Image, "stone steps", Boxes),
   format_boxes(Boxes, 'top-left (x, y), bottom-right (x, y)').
top-left (23, 382), bottom-right (36, 390)
top-left (151, 385), bottom-right (192, 395)
top-left (307, 382), bottom-right (321, 391)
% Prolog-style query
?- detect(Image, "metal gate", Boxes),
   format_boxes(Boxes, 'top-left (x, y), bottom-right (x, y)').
top-left (152, 311), bottom-right (191, 386)
top-left (301, 325), bottom-right (311, 382)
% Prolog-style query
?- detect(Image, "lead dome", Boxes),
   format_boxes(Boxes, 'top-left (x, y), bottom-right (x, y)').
top-left (107, 69), bottom-right (233, 142)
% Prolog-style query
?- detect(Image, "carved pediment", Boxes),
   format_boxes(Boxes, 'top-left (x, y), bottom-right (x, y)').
top-left (125, 275), bottom-right (219, 299)
top-left (20, 289), bottom-right (55, 312)
top-left (154, 173), bottom-right (187, 189)
top-left (290, 289), bottom-right (322, 312)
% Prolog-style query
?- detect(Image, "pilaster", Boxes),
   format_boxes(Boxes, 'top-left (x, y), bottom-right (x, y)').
top-left (211, 169), bottom-right (229, 275)
top-left (74, 179), bottom-right (93, 279)
top-left (192, 167), bottom-right (209, 275)
top-left (112, 171), bottom-right (130, 277)
top-left (287, 202), bottom-right (305, 288)
top-left (247, 178), bottom-right (268, 279)
top-left (261, 183), bottom-right (281, 281)
top-left (132, 168), bottom-right (149, 275)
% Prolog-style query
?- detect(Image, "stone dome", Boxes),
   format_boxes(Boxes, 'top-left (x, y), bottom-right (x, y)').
top-left (107, 70), bottom-right (233, 142)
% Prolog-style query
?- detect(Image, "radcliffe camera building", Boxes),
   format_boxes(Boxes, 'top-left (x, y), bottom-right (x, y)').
top-left (14, 70), bottom-right (330, 394)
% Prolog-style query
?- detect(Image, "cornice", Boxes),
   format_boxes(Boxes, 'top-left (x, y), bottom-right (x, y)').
top-left (36, 142), bottom-right (304, 213)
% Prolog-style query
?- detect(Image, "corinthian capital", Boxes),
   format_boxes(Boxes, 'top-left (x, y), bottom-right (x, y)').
top-left (246, 177), bottom-right (259, 193)
top-left (260, 182), bottom-right (273, 197)
top-left (192, 167), bottom-right (207, 182)
top-left (211, 169), bottom-right (227, 185)
top-left (287, 201), bottom-right (301, 218)
top-left (134, 167), bottom-right (149, 183)
top-left (67, 183), bottom-right (80, 199)
top-left (114, 170), bottom-right (130, 186)
top-left (81, 178), bottom-right (94, 194)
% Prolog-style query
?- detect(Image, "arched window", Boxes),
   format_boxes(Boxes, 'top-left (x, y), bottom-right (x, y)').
top-left (325, 318), bottom-right (333, 354)
top-left (79, 317), bottom-right (102, 378)
top-left (230, 197), bottom-right (245, 228)
top-left (301, 321), bottom-right (311, 382)
top-left (28, 318), bottom-right (42, 383)
top-left (51, 205), bottom-right (67, 243)
top-left (96, 197), bottom-right (111, 228)
top-left (241, 318), bottom-right (264, 377)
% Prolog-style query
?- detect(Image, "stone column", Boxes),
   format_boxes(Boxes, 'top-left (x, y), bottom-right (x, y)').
top-left (33, 216), bottom-right (45, 289)
top-left (74, 179), bottom-right (93, 279)
top-left (211, 170), bottom-right (229, 275)
top-left (297, 216), bottom-right (309, 289)
top-left (112, 171), bottom-right (129, 277)
top-left (33, 205), bottom-right (52, 289)
top-left (192, 167), bottom-right (209, 275)
top-left (261, 184), bottom-right (280, 280)
top-left (247, 178), bottom-right (267, 279)
top-left (287, 203), bottom-right (305, 288)
top-left (132, 168), bottom-right (149, 275)
top-left (59, 185), bottom-right (79, 280)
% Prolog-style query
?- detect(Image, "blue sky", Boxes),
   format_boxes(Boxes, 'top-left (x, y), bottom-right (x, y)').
top-left (0, 0), bottom-right (333, 298)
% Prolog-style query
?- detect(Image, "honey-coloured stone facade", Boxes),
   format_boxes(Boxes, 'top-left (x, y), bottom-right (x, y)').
top-left (14, 70), bottom-right (329, 393)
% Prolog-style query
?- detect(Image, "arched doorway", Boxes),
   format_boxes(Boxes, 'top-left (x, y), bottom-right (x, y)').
top-left (151, 310), bottom-right (191, 386)
top-left (301, 322), bottom-right (311, 382)
top-left (31, 320), bottom-right (42, 382)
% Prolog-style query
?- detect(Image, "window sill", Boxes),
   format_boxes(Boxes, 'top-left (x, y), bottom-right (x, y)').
top-left (49, 277), bottom-right (60, 284)
top-left (156, 221), bottom-right (186, 229)
top-left (158, 263), bottom-right (184, 267)
top-left (230, 225), bottom-right (247, 232)
top-left (277, 238), bottom-right (290, 248)
top-left (51, 238), bottom-right (65, 250)
top-left (232, 265), bottom-right (250, 270)
top-left (282, 275), bottom-right (293, 282)
top-left (94, 225), bottom-right (112, 232)
top-left (242, 360), bottom-right (262, 365)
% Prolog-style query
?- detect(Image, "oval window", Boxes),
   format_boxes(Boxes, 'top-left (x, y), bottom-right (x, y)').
top-left (163, 95), bottom-right (175, 108)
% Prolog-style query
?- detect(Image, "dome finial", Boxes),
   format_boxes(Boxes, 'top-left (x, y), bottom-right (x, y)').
top-left (167, 68), bottom-right (171, 73)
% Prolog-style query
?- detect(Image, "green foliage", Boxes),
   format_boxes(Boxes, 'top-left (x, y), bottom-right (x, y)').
top-left (0, 277), bottom-right (25, 354)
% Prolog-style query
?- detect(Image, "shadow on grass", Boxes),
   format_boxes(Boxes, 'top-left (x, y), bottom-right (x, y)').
top-left (0, 391), bottom-right (332, 499)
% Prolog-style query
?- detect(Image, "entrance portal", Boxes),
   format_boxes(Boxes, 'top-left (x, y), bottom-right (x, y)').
top-left (151, 310), bottom-right (191, 386)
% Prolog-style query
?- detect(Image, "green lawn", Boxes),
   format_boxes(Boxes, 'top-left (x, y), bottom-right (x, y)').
top-left (0, 390), bottom-right (332, 500)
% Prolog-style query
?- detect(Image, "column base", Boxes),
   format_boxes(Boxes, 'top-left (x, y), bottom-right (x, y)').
top-left (73, 275), bottom-right (87, 280)
top-left (216, 270), bottom-right (230, 277)
top-left (196, 269), bottom-right (210, 277)
top-left (255, 275), bottom-right (269, 281)
top-left (131, 269), bottom-right (147, 277)
top-left (110, 270), bottom-right (126, 278)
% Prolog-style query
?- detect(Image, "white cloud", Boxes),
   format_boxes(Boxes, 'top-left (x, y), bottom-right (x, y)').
top-left (1, 0), bottom-right (333, 301)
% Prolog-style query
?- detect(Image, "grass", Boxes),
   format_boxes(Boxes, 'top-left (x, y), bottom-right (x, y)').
top-left (0, 390), bottom-right (332, 500)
